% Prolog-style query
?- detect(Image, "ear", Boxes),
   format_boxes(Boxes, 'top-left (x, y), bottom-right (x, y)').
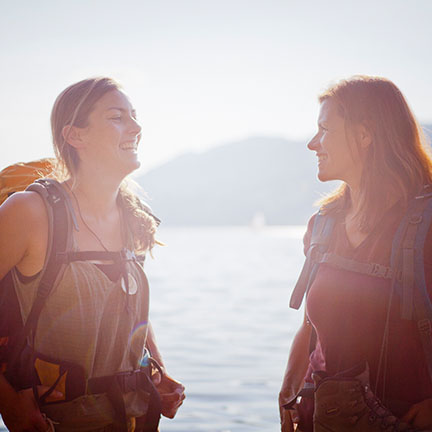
top-left (62, 125), bottom-right (87, 149)
top-left (356, 124), bottom-right (372, 150)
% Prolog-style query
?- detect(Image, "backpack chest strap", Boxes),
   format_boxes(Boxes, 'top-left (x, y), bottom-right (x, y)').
top-left (317, 252), bottom-right (395, 280)
top-left (56, 249), bottom-right (137, 265)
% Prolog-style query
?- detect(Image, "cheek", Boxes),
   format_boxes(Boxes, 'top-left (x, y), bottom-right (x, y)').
top-left (103, 126), bottom-right (122, 143)
top-left (320, 134), bottom-right (332, 150)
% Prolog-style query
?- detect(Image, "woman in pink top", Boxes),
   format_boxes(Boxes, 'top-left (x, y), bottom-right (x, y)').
top-left (279, 76), bottom-right (432, 431)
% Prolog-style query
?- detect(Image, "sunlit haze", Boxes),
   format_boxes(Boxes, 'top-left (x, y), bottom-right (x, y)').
top-left (1, 0), bottom-right (431, 173)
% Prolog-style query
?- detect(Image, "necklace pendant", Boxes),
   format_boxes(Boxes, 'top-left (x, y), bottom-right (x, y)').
top-left (121, 273), bottom-right (138, 295)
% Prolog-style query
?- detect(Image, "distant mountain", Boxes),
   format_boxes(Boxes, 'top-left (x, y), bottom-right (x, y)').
top-left (137, 127), bottom-right (432, 226)
top-left (137, 136), bottom-right (338, 225)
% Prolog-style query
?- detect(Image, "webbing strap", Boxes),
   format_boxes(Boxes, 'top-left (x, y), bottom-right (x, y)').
top-left (401, 222), bottom-right (416, 320)
top-left (289, 248), bottom-right (315, 310)
top-left (289, 212), bottom-right (335, 309)
top-left (107, 378), bottom-right (128, 431)
top-left (317, 252), bottom-right (395, 279)
top-left (57, 249), bottom-right (137, 264)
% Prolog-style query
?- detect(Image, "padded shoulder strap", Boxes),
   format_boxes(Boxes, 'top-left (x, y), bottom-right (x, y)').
top-left (289, 212), bottom-right (336, 309)
top-left (391, 192), bottom-right (432, 320)
top-left (390, 190), bottom-right (432, 382)
top-left (9, 179), bottom-right (72, 360)
top-left (411, 194), bottom-right (432, 381)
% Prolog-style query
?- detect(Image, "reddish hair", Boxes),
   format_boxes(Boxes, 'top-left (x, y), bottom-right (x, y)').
top-left (318, 75), bottom-right (432, 230)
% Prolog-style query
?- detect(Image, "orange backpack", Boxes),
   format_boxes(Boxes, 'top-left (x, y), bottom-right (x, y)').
top-left (0, 158), bottom-right (55, 205)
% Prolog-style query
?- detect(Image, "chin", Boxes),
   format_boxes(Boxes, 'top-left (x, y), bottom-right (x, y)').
top-left (131, 159), bottom-right (141, 170)
top-left (317, 170), bottom-right (328, 182)
top-left (125, 159), bottom-right (141, 175)
top-left (317, 171), bottom-right (338, 183)
top-left (122, 153), bottom-right (141, 171)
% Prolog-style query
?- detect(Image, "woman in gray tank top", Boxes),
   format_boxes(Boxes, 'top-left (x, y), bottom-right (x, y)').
top-left (0, 77), bottom-right (185, 431)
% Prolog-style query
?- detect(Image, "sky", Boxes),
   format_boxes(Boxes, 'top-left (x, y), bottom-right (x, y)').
top-left (1, 0), bottom-right (432, 173)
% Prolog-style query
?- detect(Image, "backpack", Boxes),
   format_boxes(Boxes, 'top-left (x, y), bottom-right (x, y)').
top-left (0, 158), bottom-right (56, 204)
top-left (0, 159), bottom-right (162, 431)
top-left (289, 186), bottom-right (432, 383)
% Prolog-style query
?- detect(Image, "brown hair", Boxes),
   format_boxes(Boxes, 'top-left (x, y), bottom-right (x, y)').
top-left (318, 75), bottom-right (432, 231)
top-left (51, 77), bottom-right (157, 254)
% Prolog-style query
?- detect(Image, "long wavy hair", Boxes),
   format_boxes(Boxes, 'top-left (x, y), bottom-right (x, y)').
top-left (51, 77), bottom-right (157, 254)
top-left (318, 75), bottom-right (432, 231)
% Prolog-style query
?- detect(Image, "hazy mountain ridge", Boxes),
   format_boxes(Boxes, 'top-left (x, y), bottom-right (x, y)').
top-left (137, 136), bottom-right (338, 225)
top-left (137, 126), bottom-right (432, 226)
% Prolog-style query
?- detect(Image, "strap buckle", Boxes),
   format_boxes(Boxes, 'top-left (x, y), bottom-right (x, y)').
top-left (308, 244), bottom-right (322, 262)
top-left (370, 263), bottom-right (392, 279)
top-left (418, 319), bottom-right (432, 335)
top-left (409, 214), bottom-right (423, 224)
top-left (120, 248), bottom-right (136, 262)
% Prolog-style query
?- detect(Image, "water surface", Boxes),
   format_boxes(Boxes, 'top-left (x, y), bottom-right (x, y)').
top-left (1, 226), bottom-right (306, 431)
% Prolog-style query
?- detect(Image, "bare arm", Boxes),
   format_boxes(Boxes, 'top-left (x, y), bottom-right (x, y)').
top-left (0, 192), bottom-right (50, 431)
top-left (0, 191), bottom-right (48, 279)
top-left (0, 374), bottom-right (51, 432)
top-left (146, 321), bottom-right (165, 371)
top-left (145, 322), bottom-right (186, 419)
top-left (279, 313), bottom-right (312, 432)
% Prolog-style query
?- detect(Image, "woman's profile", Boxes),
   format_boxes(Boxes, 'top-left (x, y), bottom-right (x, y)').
top-left (279, 76), bottom-right (432, 431)
top-left (0, 77), bottom-right (185, 431)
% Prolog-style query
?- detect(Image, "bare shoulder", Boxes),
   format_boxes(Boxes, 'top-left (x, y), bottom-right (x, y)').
top-left (0, 190), bottom-right (49, 230)
top-left (1, 189), bottom-right (46, 211)
top-left (0, 191), bottom-right (49, 279)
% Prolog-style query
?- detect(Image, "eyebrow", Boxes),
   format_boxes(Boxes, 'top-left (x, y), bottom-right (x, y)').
top-left (107, 107), bottom-right (137, 115)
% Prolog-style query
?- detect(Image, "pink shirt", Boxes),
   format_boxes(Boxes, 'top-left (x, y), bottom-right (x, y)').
top-left (303, 203), bottom-right (432, 420)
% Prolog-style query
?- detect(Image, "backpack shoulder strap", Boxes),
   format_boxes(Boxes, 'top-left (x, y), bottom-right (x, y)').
top-left (411, 193), bottom-right (432, 381)
top-left (9, 179), bottom-right (73, 359)
top-left (391, 190), bottom-right (432, 320)
top-left (289, 211), bottom-right (336, 309)
top-left (411, 193), bottom-right (432, 315)
top-left (391, 188), bottom-right (432, 382)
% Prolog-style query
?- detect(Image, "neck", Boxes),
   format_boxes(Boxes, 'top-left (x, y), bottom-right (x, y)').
top-left (347, 183), bottom-right (363, 216)
top-left (67, 168), bottom-right (124, 219)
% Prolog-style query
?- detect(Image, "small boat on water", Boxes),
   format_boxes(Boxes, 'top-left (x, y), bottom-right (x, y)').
top-left (249, 211), bottom-right (266, 229)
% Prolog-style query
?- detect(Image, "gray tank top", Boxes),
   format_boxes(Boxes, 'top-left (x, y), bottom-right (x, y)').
top-left (11, 189), bottom-right (151, 429)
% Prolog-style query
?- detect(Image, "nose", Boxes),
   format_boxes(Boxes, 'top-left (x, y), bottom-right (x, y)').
top-left (307, 133), bottom-right (319, 151)
top-left (129, 116), bottom-right (142, 136)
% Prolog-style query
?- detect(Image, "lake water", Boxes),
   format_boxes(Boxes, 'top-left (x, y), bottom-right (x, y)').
top-left (1, 226), bottom-right (306, 432)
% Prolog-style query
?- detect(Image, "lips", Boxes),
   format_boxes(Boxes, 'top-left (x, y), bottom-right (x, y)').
top-left (317, 153), bottom-right (327, 163)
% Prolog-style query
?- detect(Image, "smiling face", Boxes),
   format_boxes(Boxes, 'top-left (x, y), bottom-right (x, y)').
top-left (77, 89), bottom-right (142, 177)
top-left (307, 98), bottom-right (363, 187)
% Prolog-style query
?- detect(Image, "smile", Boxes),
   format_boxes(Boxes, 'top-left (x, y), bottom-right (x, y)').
top-left (120, 142), bottom-right (138, 151)
top-left (317, 154), bottom-right (327, 162)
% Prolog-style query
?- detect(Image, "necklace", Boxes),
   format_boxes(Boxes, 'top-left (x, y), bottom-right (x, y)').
top-left (67, 184), bottom-right (110, 252)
